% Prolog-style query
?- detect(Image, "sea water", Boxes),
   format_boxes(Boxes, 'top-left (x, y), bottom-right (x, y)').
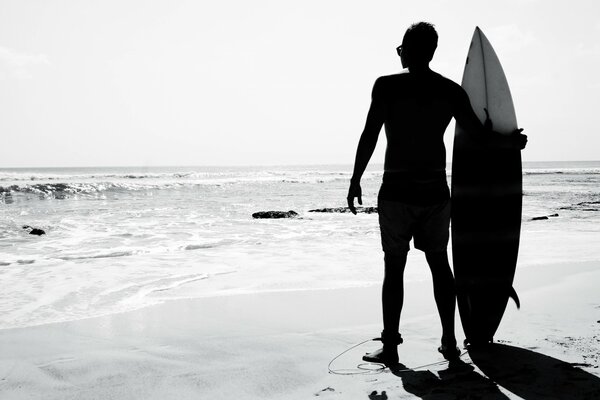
top-left (1, 162), bottom-right (599, 329)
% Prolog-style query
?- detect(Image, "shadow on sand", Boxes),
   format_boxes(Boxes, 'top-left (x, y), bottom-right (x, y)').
top-left (390, 359), bottom-right (510, 399)
top-left (378, 344), bottom-right (600, 399)
top-left (469, 344), bottom-right (600, 400)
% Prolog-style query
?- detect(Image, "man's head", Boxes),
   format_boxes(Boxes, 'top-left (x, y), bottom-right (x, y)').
top-left (398, 22), bottom-right (438, 68)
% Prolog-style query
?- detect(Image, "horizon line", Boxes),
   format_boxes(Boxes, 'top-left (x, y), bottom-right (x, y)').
top-left (1, 160), bottom-right (599, 170)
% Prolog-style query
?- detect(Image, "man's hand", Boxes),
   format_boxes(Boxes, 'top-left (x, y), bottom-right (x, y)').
top-left (482, 108), bottom-right (527, 150)
top-left (511, 128), bottom-right (527, 150)
top-left (347, 180), bottom-right (362, 215)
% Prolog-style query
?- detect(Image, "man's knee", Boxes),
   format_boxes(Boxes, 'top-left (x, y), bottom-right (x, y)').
top-left (384, 251), bottom-right (408, 265)
top-left (425, 251), bottom-right (454, 278)
top-left (425, 250), bottom-right (449, 264)
top-left (384, 252), bottom-right (407, 275)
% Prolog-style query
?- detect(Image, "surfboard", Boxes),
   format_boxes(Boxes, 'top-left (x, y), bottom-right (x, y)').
top-left (451, 27), bottom-right (522, 345)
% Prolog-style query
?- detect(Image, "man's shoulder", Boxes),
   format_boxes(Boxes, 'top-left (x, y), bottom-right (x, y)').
top-left (375, 70), bottom-right (460, 87)
top-left (375, 70), bottom-right (410, 83)
top-left (430, 72), bottom-right (468, 100)
top-left (372, 72), bottom-right (409, 94)
top-left (431, 71), bottom-right (461, 89)
top-left (372, 70), bottom-right (465, 101)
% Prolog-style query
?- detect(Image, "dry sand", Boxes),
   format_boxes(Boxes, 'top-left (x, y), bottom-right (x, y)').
top-left (1, 261), bottom-right (599, 399)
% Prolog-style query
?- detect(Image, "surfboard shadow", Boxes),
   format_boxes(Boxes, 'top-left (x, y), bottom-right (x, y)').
top-left (389, 360), bottom-right (511, 399)
top-left (469, 343), bottom-right (600, 400)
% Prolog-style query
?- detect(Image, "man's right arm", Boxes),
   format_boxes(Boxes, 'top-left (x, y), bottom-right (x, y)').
top-left (347, 78), bottom-right (385, 214)
top-left (452, 86), bottom-right (527, 150)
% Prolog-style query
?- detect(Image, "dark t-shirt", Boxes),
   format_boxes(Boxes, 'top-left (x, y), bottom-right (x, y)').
top-left (373, 70), bottom-right (465, 206)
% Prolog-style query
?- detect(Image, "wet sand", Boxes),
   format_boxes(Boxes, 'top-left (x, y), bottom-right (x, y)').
top-left (1, 261), bottom-right (599, 399)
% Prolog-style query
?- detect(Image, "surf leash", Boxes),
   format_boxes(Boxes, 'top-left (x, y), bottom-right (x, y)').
top-left (327, 338), bottom-right (467, 375)
top-left (327, 338), bottom-right (386, 375)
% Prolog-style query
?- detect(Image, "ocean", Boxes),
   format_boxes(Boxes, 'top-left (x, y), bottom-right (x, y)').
top-left (1, 161), bottom-right (599, 330)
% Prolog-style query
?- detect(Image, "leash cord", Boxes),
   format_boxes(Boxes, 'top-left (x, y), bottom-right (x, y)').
top-left (327, 338), bottom-right (386, 375)
top-left (327, 338), bottom-right (466, 375)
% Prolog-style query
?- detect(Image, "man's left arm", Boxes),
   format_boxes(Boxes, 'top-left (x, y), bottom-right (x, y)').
top-left (453, 86), bottom-right (527, 150)
top-left (347, 78), bottom-right (385, 215)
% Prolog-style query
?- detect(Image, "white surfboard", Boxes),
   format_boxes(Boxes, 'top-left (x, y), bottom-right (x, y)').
top-left (460, 27), bottom-right (518, 134)
top-left (451, 27), bottom-right (523, 345)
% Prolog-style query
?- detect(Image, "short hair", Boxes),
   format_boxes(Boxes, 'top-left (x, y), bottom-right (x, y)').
top-left (402, 22), bottom-right (438, 62)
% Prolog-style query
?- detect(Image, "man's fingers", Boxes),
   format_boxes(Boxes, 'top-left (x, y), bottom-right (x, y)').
top-left (347, 181), bottom-right (361, 215)
top-left (515, 134), bottom-right (527, 150)
top-left (509, 128), bottom-right (527, 149)
top-left (521, 135), bottom-right (528, 149)
top-left (347, 197), bottom-right (357, 215)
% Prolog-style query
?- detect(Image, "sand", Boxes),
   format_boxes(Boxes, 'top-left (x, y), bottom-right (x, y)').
top-left (1, 260), bottom-right (599, 400)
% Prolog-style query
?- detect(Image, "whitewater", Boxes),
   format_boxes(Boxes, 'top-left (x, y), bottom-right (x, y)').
top-left (1, 162), bottom-right (599, 329)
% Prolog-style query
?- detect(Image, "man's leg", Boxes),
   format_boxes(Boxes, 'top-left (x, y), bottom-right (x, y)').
top-left (366, 198), bottom-right (410, 365)
top-left (363, 252), bottom-right (407, 365)
top-left (382, 252), bottom-right (408, 335)
top-left (425, 250), bottom-right (459, 358)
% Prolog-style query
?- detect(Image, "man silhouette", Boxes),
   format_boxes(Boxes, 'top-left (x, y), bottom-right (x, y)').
top-left (347, 22), bottom-right (527, 365)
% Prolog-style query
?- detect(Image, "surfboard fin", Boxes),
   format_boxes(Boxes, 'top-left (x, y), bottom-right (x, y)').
top-left (509, 287), bottom-right (521, 309)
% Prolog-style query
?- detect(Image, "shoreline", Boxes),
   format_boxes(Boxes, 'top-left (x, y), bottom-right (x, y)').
top-left (2, 259), bottom-right (598, 333)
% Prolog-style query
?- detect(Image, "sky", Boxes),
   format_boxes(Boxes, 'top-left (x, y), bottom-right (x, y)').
top-left (1, 0), bottom-right (599, 168)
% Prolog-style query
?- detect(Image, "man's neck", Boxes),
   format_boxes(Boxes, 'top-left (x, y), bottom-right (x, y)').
top-left (407, 64), bottom-right (431, 74)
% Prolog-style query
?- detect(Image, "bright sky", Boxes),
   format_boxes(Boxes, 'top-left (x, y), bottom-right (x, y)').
top-left (1, 0), bottom-right (599, 167)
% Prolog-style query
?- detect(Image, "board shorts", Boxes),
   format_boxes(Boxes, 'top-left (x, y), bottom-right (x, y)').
top-left (378, 197), bottom-right (450, 254)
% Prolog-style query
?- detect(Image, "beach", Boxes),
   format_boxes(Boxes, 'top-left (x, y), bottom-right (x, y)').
top-left (1, 163), bottom-right (600, 398)
top-left (3, 0), bottom-right (600, 396)
top-left (1, 260), bottom-right (599, 399)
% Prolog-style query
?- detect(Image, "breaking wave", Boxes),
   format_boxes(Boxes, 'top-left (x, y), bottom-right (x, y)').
top-left (0, 182), bottom-right (180, 197)
top-left (58, 250), bottom-right (136, 261)
top-left (522, 168), bottom-right (600, 175)
top-left (1, 165), bottom-right (598, 200)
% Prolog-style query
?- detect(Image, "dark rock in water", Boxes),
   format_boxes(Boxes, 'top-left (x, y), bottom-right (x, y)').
top-left (561, 201), bottom-right (599, 211)
top-left (531, 213), bottom-right (559, 221)
top-left (577, 201), bottom-right (600, 206)
top-left (22, 225), bottom-right (46, 235)
top-left (309, 207), bottom-right (378, 214)
top-left (252, 210), bottom-right (299, 219)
